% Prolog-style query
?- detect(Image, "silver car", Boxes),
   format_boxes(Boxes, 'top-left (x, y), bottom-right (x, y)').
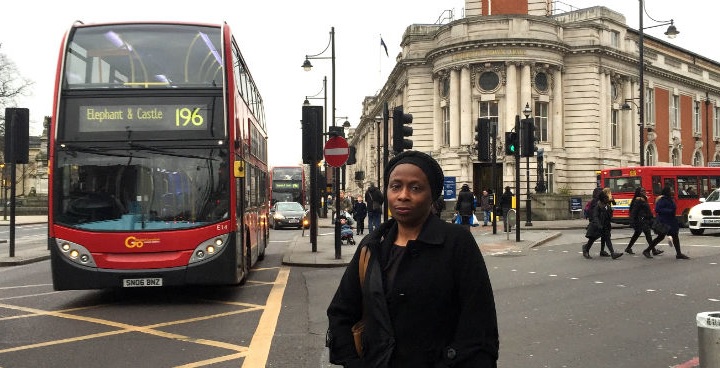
top-left (269, 202), bottom-right (306, 230)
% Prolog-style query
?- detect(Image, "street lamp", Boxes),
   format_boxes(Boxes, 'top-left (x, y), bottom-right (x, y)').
top-left (637, 0), bottom-right (679, 166)
top-left (303, 26), bottom-right (343, 259)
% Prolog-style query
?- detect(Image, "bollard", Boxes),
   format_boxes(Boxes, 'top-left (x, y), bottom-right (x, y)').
top-left (697, 311), bottom-right (720, 367)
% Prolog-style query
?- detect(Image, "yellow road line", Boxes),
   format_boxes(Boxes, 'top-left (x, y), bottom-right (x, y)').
top-left (242, 266), bottom-right (290, 368)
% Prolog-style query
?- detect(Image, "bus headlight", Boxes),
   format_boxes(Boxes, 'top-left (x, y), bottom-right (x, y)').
top-left (55, 238), bottom-right (97, 267)
top-left (189, 234), bottom-right (229, 264)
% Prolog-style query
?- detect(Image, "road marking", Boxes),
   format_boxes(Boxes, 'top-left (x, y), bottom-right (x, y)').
top-left (242, 266), bottom-right (290, 368)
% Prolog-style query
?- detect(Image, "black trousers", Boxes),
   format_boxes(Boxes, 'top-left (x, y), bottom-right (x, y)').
top-left (627, 227), bottom-right (653, 250)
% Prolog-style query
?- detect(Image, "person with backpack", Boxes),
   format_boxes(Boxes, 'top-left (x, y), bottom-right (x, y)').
top-left (364, 184), bottom-right (384, 233)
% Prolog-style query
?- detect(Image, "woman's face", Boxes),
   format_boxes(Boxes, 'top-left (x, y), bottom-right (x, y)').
top-left (387, 163), bottom-right (433, 227)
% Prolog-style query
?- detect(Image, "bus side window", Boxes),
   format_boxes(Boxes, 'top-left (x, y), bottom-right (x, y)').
top-left (652, 176), bottom-right (663, 195)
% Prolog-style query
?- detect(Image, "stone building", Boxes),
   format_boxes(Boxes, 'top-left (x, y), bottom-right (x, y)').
top-left (343, 0), bottom-right (720, 208)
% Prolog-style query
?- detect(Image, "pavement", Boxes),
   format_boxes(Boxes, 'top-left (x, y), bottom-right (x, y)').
top-left (0, 214), bottom-right (593, 268)
top-left (282, 215), bottom-right (592, 267)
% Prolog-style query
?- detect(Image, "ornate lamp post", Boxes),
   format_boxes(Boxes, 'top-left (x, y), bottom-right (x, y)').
top-left (303, 27), bottom-right (343, 258)
top-left (637, 0), bottom-right (679, 166)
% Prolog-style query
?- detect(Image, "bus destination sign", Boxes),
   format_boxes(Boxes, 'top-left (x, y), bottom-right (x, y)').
top-left (78, 104), bottom-right (208, 132)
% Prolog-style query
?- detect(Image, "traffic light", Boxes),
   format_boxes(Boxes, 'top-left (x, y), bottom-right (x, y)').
top-left (392, 106), bottom-right (413, 154)
top-left (301, 105), bottom-right (323, 164)
top-left (520, 117), bottom-right (537, 157)
top-left (4, 108), bottom-right (29, 164)
top-left (476, 118), bottom-right (491, 161)
top-left (328, 125), bottom-right (345, 138)
top-left (347, 146), bottom-right (357, 165)
top-left (505, 132), bottom-right (518, 155)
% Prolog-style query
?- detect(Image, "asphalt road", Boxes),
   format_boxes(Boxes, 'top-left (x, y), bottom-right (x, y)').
top-left (1, 225), bottom-right (719, 367)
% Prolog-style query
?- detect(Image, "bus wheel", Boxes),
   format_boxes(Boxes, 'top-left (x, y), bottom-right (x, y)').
top-left (690, 228), bottom-right (705, 235)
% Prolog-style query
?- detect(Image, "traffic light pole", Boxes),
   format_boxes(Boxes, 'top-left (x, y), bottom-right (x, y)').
top-left (491, 122), bottom-right (498, 235)
top-left (525, 155), bottom-right (533, 226)
top-left (514, 115), bottom-right (521, 242)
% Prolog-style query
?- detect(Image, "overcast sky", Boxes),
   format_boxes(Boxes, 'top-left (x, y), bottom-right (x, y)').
top-left (1, 0), bottom-right (716, 167)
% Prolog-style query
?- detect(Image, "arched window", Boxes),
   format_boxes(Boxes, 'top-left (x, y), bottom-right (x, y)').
top-left (693, 151), bottom-right (703, 167)
top-left (645, 144), bottom-right (656, 166)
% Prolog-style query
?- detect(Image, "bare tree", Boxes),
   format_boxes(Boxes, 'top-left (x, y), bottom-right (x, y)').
top-left (0, 43), bottom-right (34, 139)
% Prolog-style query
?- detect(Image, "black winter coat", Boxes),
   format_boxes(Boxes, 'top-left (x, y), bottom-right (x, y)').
top-left (629, 196), bottom-right (652, 231)
top-left (455, 190), bottom-right (476, 216)
top-left (327, 216), bottom-right (499, 368)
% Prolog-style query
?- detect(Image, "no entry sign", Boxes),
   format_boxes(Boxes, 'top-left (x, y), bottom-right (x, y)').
top-left (324, 136), bottom-right (349, 167)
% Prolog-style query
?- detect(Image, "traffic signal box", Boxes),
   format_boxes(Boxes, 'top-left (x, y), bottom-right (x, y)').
top-left (301, 105), bottom-right (323, 164)
top-left (520, 117), bottom-right (536, 158)
top-left (476, 118), bottom-right (491, 161)
top-left (392, 106), bottom-right (413, 154)
top-left (505, 131), bottom-right (518, 156)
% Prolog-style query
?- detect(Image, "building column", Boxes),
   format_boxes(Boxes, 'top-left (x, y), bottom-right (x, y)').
top-left (520, 63), bottom-right (532, 114)
top-left (505, 62), bottom-right (518, 132)
top-left (598, 71), bottom-right (608, 148)
top-left (460, 65), bottom-right (472, 146)
top-left (552, 67), bottom-right (563, 149)
top-left (622, 78), bottom-right (634, 155)
top-left (433, 76), bottom-right (441, 151)
top-left (450, 67), bottom-right (461, 148)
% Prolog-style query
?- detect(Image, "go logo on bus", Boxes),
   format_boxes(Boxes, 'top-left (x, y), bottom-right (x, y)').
top-left (175, 107), bottom-right (204, 127)
top-left (125, 236), bottom-right (145, 248)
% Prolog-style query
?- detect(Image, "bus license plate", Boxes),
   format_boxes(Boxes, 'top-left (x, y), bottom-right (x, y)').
top-left (123, 278), bottom-right (163, 287)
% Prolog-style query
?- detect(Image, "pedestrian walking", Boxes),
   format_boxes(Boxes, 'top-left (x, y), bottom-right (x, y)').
top-left (455, 184), bottom-right (476, 228)
top-left (644, 185), bottom-right (690, 259)
top-left (326, 150), bottom-right (499, 367)
top-left (352, 196), bottom-right (367, 235)
top-left (479, 189), bottom-right (492, 226)
top-left (365, 184), bottom-right (384, 233)
top-left (598, 187), bottom-right (616, 257)
top-left (499, 186), bottom-right (514, 231)
top-left (582, 191), bottom-right (622, 259)
top-left (625, 187), bottom-right (662, 255)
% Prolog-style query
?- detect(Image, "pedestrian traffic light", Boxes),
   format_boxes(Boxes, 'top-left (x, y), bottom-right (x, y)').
top-left (505, 132), bottom-right (518, 155)
top-left (520, 117), bottom-right (537, 157)
top-left (301, 105), bottom-right (323, 164)
top-left (392, 106), bottom-right (413, 154)
top-left (476, 118), bottom-right (491, 161)
top-left (347, 146), bottom-right (357, 165)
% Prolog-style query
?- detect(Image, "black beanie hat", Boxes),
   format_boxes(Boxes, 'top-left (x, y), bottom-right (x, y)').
top-left (384, 150), bottom-right (444, 199)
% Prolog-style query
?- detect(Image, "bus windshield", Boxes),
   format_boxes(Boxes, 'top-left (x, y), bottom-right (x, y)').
top-left (54, 145), bottom-right (230, 231)
top-left (64, 24), bottom-right (223, 89)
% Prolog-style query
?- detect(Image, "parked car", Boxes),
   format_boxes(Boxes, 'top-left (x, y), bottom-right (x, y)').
top-left (687, 188), bottom-right (720, 235)
top-left (269, 201), bottom-right (306, 230)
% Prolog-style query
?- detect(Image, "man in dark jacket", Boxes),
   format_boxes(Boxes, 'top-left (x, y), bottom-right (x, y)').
top-left (365, 184), bottom-right (384, 233)
top-left (455, 184), bottom-right (476, 227)
top-left (499, 186), bottom-right (514, 232)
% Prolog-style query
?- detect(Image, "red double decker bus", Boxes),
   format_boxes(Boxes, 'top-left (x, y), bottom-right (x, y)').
top-left (599, 166), bottom-right (720, 226)
top-left (49, 21), bottom-right (269, 290)
top-left (270, 166), bottom-right (305, 205)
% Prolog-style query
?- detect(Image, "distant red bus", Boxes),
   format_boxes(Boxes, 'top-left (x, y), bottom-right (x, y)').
top-left (599, 167), bottom-right (720, 226)
top-left (49, 21), bottom-right (269, 290)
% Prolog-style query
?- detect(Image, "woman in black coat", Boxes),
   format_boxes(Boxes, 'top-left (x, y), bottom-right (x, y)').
top-left (582, 191), bottom-right (622, 259)
top-left (625, 187), bottom-right (661, 255)
top-left (326, 151), bottom-right (499, 368)
top-left (644, 186), bottom-right (690, 259)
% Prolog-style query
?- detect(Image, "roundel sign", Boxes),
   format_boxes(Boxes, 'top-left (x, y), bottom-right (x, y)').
top-left (324, 136), bottom-right (349, 167)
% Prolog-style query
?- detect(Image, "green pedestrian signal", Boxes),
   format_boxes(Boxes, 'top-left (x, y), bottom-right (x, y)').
top-left (505, 132), bottom-right (518, 155)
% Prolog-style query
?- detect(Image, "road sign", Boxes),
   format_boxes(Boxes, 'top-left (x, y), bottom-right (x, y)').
top-left (324, 136), bottom-right (349, 167)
